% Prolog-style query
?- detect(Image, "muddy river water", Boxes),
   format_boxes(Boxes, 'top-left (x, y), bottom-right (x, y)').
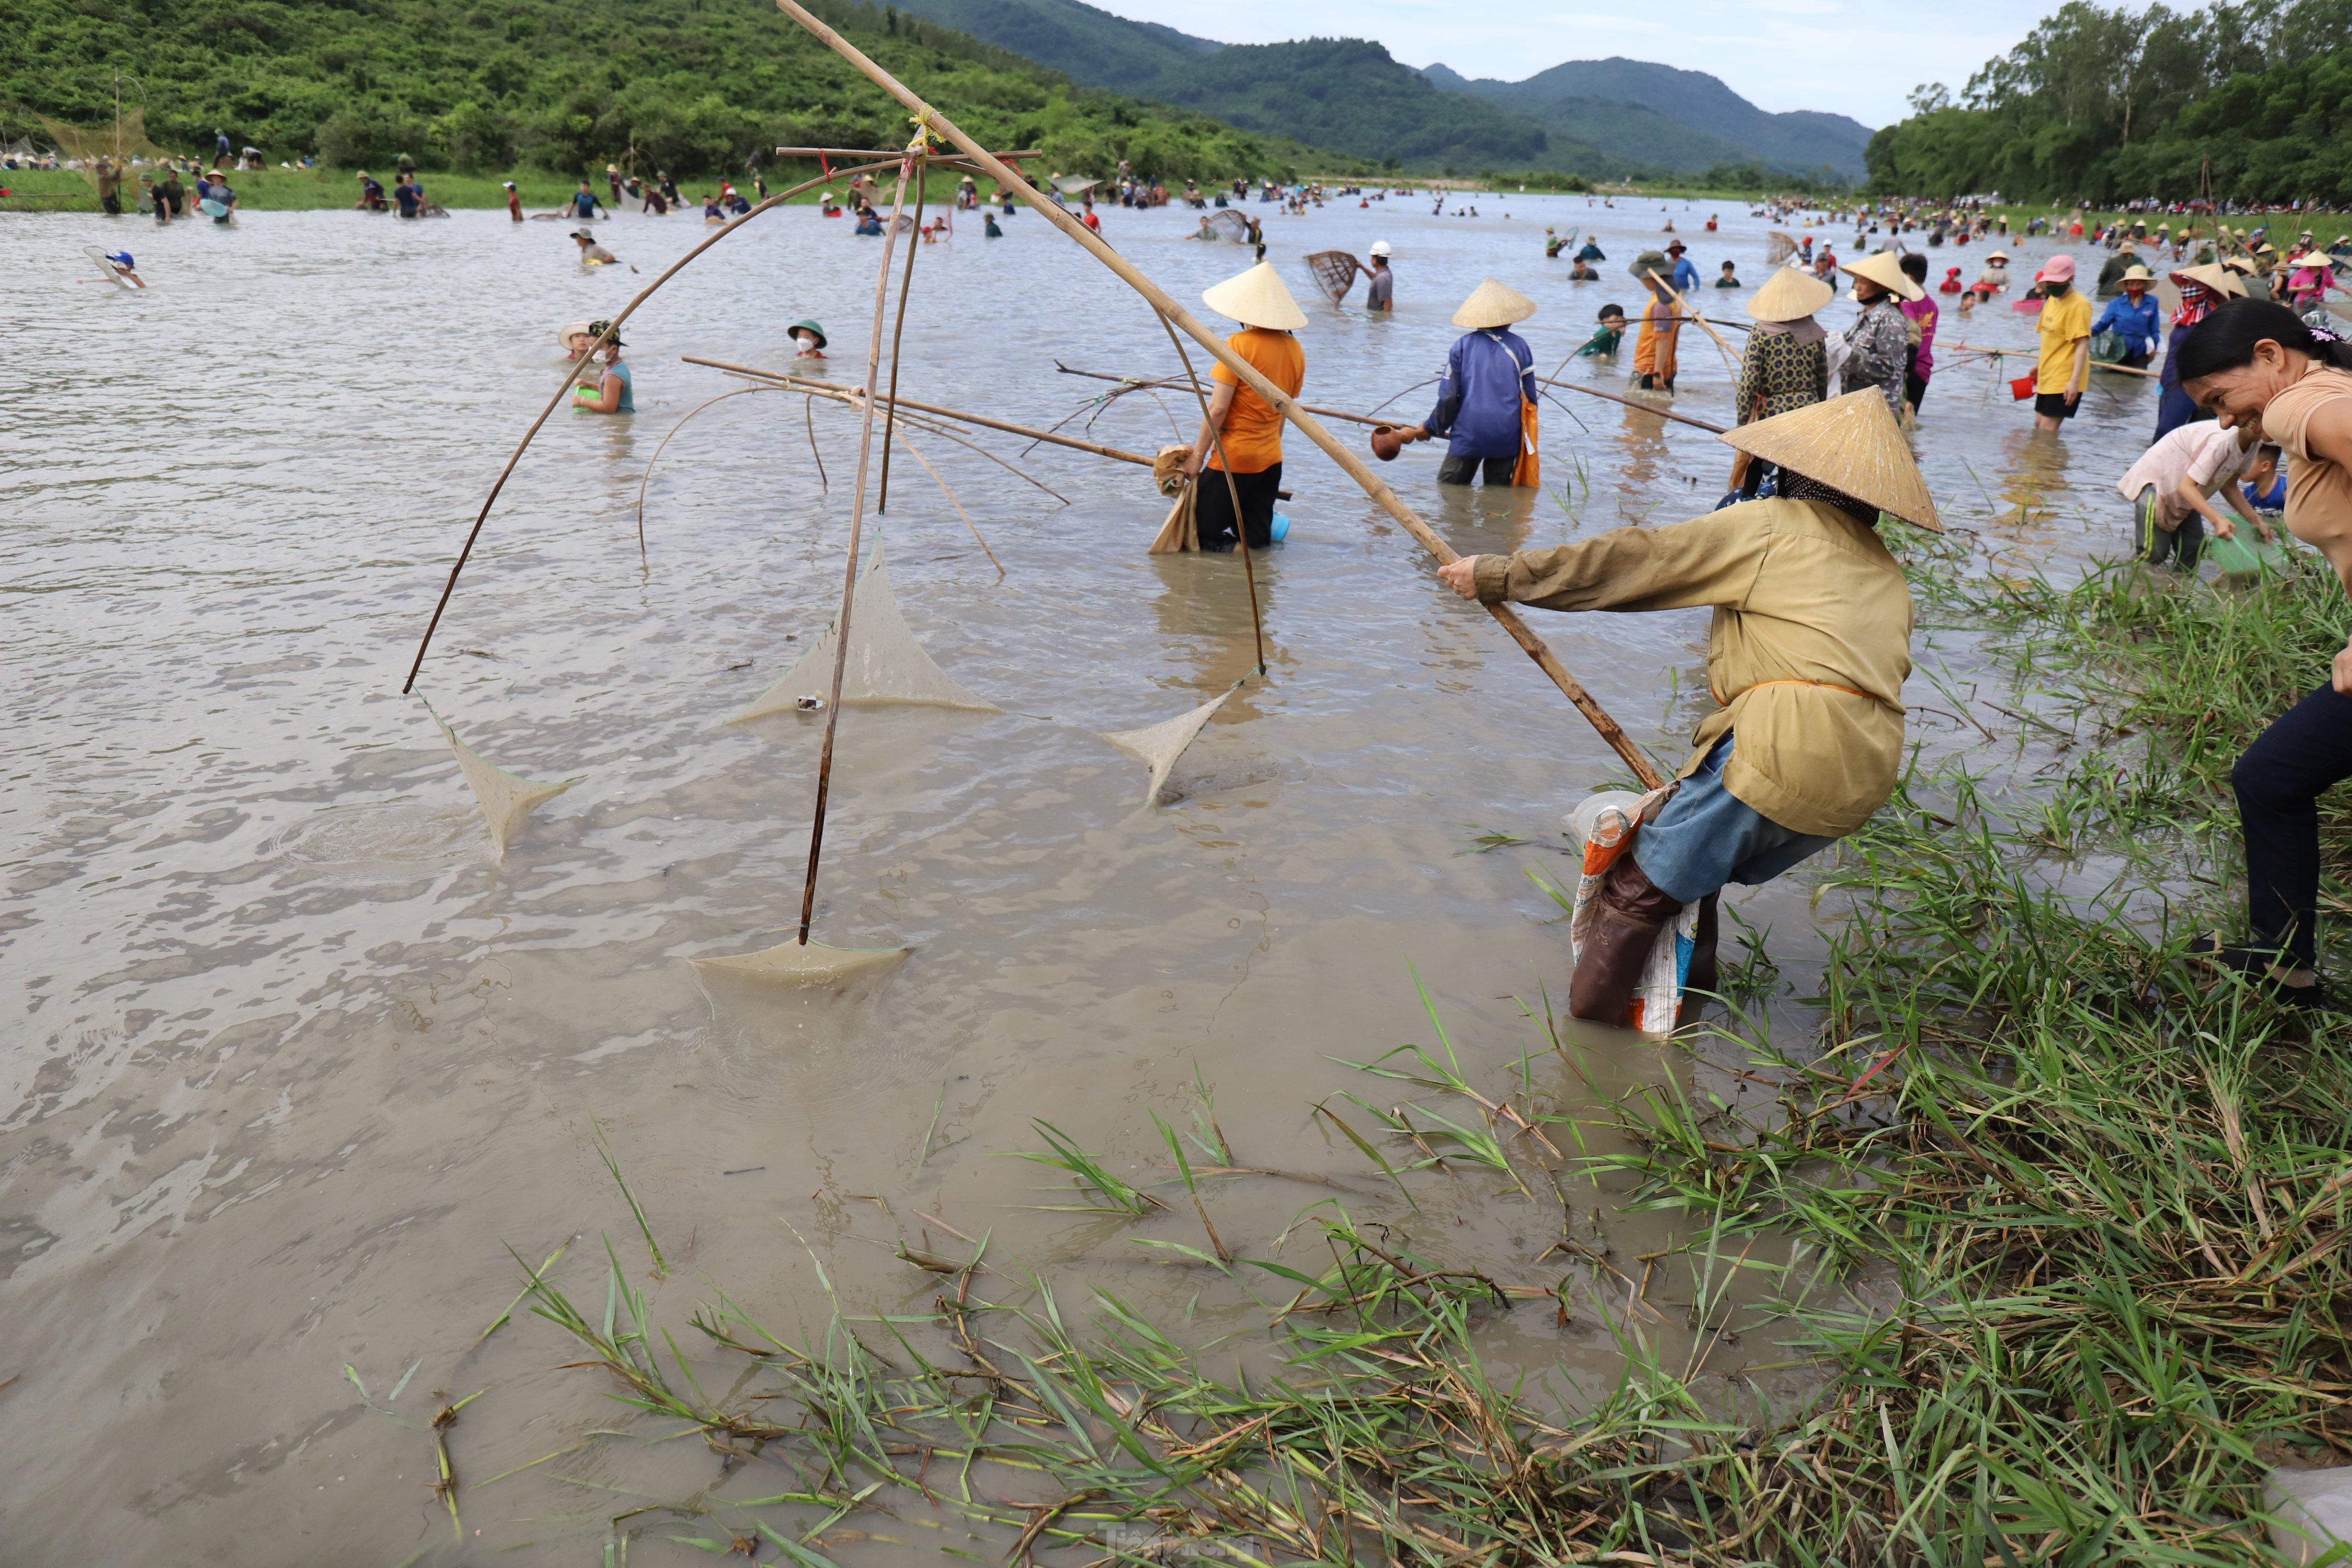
top-left (5, 188), bottom-right (2161, 1560)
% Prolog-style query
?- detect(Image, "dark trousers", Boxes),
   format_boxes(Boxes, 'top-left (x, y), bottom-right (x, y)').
top-left (2233, 682), bottom-right (2352, 969)
top-left (1438, 452), bottom-right (1515, 485)
top-left (1196, 461), bottom-right (1280, 551)
top-left (2156, 325), bottom-right (2203, 441)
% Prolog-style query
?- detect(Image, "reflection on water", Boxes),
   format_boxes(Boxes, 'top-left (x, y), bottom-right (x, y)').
top-left (2, 194), bottom-right (2162, 1559)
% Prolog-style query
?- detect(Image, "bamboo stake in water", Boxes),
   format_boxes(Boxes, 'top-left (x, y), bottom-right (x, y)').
top-left (798, 145), bottom-right (918, 948)
top-left (770, 0), bottom-right (1666, 790)
top-left (399, 156), bottom-right (903, 694)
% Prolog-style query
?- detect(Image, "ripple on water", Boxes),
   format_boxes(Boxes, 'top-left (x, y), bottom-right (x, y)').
top-left (262, 800), bottom-right (489, 886)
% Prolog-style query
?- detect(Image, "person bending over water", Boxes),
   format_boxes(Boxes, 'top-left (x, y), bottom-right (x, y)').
top-left (2179, 299), bottom-right (2352, 1006)
top-left (1435, 391), bottom-right (1935, 1022)
top-left (1183, 263), bottom-right (1306, 551)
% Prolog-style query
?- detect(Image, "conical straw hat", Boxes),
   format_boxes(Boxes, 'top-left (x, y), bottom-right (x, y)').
top-left (1202, 262), bottom-right (1307, 331)
top-left (1747, 265), bottom-right (1833, 323)
top-left (1453, 278), bottom-right (1536, 329)
top-left (1716, 389), bottom-right (1941, 531)
top-left (1840, 249), bottom-right (1924, 302)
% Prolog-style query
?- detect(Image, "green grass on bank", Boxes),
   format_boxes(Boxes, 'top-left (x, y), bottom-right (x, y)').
top-left (422, 542), bottom-right (2352, 1562)
top-left (0, 162), bottom-right (1029, 213)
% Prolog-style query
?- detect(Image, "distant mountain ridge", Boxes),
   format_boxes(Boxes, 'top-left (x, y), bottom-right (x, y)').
top-left (883, 0), bottom-right (1869, 177)
top-left (1420, 57), bottom-right (1873, 177)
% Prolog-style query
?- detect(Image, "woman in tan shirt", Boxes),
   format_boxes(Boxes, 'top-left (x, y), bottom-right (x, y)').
top-left (1438, 389), bottom-right (1936, 1022)
top-left (2178, 299), bottom-right (2352, 1006)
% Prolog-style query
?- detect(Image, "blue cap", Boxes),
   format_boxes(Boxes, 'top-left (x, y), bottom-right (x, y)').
top-left (106, 250), bottom-right (134, 269)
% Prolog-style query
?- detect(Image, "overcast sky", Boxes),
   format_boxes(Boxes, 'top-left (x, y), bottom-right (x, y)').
top-left (1099, 0), bottom-right (2073, 127)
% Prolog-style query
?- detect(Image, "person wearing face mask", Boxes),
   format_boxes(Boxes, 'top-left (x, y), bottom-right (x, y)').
top-left (788, 319), bottom-right (827, 360)
top-left (2030, 254), bottom-right (2093, 431)
top-left (2175, 299), bottom-right (2352, 1007)
top-left (1835, 250), bottom-right (1921, 418)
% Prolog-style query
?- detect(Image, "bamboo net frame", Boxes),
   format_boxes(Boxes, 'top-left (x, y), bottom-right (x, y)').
top-left (768, 0), bottom-right (1666, 790)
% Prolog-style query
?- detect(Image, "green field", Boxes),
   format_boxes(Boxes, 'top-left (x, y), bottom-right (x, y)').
top-left (2, 161), bottom-right (1020, 213)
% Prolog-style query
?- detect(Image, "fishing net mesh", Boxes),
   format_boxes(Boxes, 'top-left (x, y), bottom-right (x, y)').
top-left (1100, 688), bottom-right (1234, 806)
top-left (37, 110), bottom-right (176, 187)
top-left (1304, 250), bottom-right (1361, 304)
top-left (421, 696), bottom-right (573, 855)
top-left (731, 547), bottom-right (998, 721)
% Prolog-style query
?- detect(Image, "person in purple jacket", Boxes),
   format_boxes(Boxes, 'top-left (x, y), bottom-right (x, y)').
top-left (1395, 280), bottom-right (1540, 485)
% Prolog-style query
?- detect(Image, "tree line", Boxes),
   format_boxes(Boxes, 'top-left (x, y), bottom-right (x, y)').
top-left (1866, 0), bottom-right (2352, 204)
top-left (6, 0), bottom-right (1337, 182)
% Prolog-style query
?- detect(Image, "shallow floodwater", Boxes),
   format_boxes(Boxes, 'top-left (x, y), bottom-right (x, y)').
top-left (4, 189), bottom-right (2162, 1562)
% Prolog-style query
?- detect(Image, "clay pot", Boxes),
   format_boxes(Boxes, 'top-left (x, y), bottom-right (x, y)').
top-left (1371, 424), bottom-right (1411, 461)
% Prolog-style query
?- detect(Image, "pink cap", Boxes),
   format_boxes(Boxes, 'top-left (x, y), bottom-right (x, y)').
top-left (2036, 254), bottom-right (2077, 283)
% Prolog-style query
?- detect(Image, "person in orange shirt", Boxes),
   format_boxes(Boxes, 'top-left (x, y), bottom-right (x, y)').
top-left (1183, 262), bottom-right (1307, 551)
top-left (1629, 249), bottom-right (1681, 393)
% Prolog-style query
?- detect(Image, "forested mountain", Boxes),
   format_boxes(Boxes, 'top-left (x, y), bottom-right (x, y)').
top-left (1143, 40), bottom-right (1635, 178)
top-left (1866, 0), bottom-right (2352, 203)
top-left (1423, 58), bottom-right (1873, 178)
top-left (866, 0), bottom-right (1217, 95)
top-left (887, 0), bottom-right (1863, 179)
top-left (3, 0), bottom-right (1330, 181)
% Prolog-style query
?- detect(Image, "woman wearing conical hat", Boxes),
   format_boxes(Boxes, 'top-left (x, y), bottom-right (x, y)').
top-left (1388, 280), bottom-right (1540, 486)
top-left (1837, 250), bottom-right (1924, 418)
top-left (1733, 267), bottom-right (1832, 423)
top-left (1184, 262), bottom-right (1307, 551)
top-left (1435, 391), bottom-right (1938, 1023)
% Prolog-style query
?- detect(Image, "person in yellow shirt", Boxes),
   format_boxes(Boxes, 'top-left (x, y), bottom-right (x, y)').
top-left (2032, 253), bottom-right (2093, 431)
top-left (1183, 262), bottom-right (1307, 551)
top-left (1436, 390), bottom-right (1938, 1022)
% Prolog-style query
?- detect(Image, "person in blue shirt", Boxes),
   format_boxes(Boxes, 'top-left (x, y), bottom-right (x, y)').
top-left (570, 179), bottom-right (605, 221)
top-left (1666, 238), bottom-right (1701, 295)
top-left (1392, 280), bottom-right (1540, 485)
top-left (2092, 264), bottom-right (2162, 368)
top-left (1574, 238), bottom-right (1605, 264)
top-left (573, 323), bottom-right (634, 415)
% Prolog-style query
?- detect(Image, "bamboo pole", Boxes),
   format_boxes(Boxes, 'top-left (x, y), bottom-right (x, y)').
top-left (400, 156), bottom-right (903, 693)
top-left (798, 145), bottom-right (917, 948)
top-left (1646, 268), bottom-right (1737, 377)
top-left (685, 357), bottom-right (1158, 465)
top-left (1053, 363), bottom-right (1395, 430)
top-left (770, 0), bottom-right (1666, 789)
top-left (1535, 374), bottom-right (1730, 435)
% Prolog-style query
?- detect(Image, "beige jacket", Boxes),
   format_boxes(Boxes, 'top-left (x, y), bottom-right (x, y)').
top-left (1472, 497), bottom-right (1914, 837)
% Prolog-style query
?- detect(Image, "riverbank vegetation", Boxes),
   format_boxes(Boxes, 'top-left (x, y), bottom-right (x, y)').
top-left (449, 538), bottom-right (2352, 1560)
top-left (6, 0), bottom-right (1341, 184)
top-left (1867, 0), bottom-right (2352, 205)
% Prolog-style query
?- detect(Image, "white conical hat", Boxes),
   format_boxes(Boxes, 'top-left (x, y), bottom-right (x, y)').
top-left (1746, 266), bottom-right (1833, 323)
top-left (1201, 262), bottom-right (1307, 331)
top-left (1452, 278), bottom-right (1536, 329)
top-left (1841, 249), bottom-right (1924, 302)
top-left (1716, 389), bottom-right (1941, 531)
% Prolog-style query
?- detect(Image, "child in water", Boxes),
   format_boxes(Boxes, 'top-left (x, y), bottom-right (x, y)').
top-left (2241, 442), bottom-right (2287, 513)
top-left (1714, 260), bottom-right (1740, 288)
top-left (788, 319), bottom-right (827, 360)
top-left (1578, 304), bottom-right (1627, 356)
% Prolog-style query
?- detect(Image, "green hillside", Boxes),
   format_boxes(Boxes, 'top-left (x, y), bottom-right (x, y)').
top-left (3, 0), bottom-right (1339, 182)
top-left (1866, 0), bottom-right (2352, 203)
top-left (872, 0), bottom-right (1217, 94)
top-left (1145, 39), bottom-right (1619, 177)
top-left (1423, 57), bottom-right (1872, 178)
